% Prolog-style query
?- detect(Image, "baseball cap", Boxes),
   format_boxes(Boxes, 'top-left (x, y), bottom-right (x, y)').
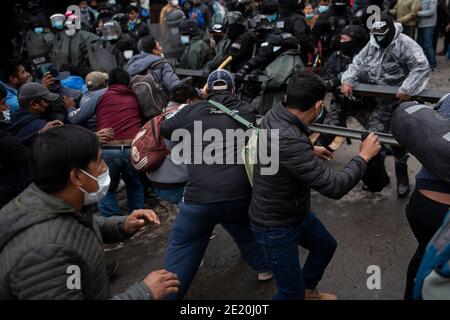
top-left (207, 69), bottom-right (235, 91)
top-left (85, 71), bottom-right (109, 89)
top-left (371, 15), bottom-right (394, 36)
top-left (36, 63), bottom-right (70, 81)
top-left (18, 82), bottom-right (59, 102)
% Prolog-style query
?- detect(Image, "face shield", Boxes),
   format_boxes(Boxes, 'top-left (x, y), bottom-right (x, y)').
top-left (50, 14), bottom-right (66, 30)
top-left (102, 21), bottom-right (122, 41)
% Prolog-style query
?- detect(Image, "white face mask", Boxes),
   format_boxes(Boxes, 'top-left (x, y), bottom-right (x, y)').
top-left (180, 35), bottom-right (190, 44)
top-left (123, 50), bottom-right (134, 59)
top-left (78, 169), bottom-right (111, 205)
top-left (314, 103), bottom-right (324, 122)
top-left (171, 0), bottom-right (179, 6)
top-left (65, 29), bottom-right (76, 37)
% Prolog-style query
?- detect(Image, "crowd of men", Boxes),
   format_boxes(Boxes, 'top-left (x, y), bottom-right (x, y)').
top-left (0, 0), bottom-right (449, 300)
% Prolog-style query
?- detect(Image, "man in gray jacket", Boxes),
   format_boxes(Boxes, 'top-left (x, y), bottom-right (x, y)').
top-left (341, 14), bottom-right (430, 198)
top-left (0, 125), bottom-right (180, 300)
top-left (126, 35), bottom-right (182, 96)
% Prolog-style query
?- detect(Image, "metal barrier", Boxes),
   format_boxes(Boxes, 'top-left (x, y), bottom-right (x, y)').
top-left (175, 68), bottom-right (448, 147)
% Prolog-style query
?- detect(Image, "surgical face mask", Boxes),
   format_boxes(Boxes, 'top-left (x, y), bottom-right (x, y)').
top-left (273, 46), bottom-right (281, 52)
top-left (171, 0), bottom-right (179, 6)
top-left (267, 13), bottom-right (277, 22)
top-left (180, 35), bottom-right (190, 44)
top-left (109, 0), bottom-right (117, 5)
top-left (305, 13), bottom-right (314, 20)
top-left (65, 29), bottom-right (76, 37)
top-left (318, 5), bottom-right (329, 13)
top-left (34, 27), bottom-right (44, 34)
top-left (78, 169), bottom-right (111, 205)
top-left (123, 50), bottom-right (134, 59)
top-left (54, 21), bottom-right (64, 30)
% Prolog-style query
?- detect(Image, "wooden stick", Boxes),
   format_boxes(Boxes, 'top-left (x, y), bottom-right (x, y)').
top-left (203, 56), bottom-right (233, 91)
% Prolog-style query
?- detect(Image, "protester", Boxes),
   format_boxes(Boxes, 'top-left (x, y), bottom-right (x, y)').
top-left (0, 125), bottom-right (179, 300)
top-left (127, 5), bottom-right (151, 40)
top-left (161, 70), bottom-right (273, 299)
top-left (250, 71), bottom-right (381, 300)
top-left (126, 35), bottom-right (182, 95)
top-left (161, 0), bottom-right (182, 23)
top-left (341, 14), bottom-right (431, 198)
top-left (95, 68), bottom-right (145, 217)
top-left (146, 84), bottom-right (198, 204)
top-left (0, 60), bottom-right (31, 114)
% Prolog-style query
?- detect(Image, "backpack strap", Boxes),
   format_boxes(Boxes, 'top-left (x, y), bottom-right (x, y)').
top-left (208, 99), bottom-right (256, 130)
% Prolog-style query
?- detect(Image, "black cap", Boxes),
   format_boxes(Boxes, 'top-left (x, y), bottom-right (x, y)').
top-left (371, 14), bottom-right (395, 36)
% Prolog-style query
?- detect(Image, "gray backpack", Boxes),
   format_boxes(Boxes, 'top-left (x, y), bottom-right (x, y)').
top-left (130, 61), bottom-right (169, 122)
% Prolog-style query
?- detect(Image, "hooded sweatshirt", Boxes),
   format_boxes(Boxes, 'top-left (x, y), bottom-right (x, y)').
top-left (341, 23), bottom-right (430, 96)
top-left (126, 52), bottom-right (182, 94)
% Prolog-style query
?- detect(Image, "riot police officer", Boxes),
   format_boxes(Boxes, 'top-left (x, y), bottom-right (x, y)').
top-left (178, 20), bottom-right (214, 70)
top-left (224, 11), bottom-right (257, 72)
top-left (312, 0), bottom-right (353, 58)
top-left (276, 0), bottom-right (317, 64)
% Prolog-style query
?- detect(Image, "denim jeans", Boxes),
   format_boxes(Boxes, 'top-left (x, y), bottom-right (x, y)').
top-left (164, 199), bottom-right (270, 299)
top-left (251, 212), bottom-right (337, 300)
top-left (417, 27), bottom-right (437, 68)
top-left (154, 186), bottom-right (185, 205)
top-left (99, 147), bottom-right (144, 217)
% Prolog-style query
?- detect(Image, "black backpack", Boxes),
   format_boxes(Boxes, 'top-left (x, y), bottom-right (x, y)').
top-left (130, 60), bottom-right (170, 122)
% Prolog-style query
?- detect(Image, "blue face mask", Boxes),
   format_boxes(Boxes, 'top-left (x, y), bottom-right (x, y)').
top-left (180, 35), bottom-right (190, 44)
top-left (318, 5), bottom-right (329, 13)
top-left (34, 27), bottom-right (44, 34)
top-left (267, 13), bottom-right (277, 22)
top-left (54, 21), bottom-right (64, 30)
top-left (305, 13), bottom-right (314, 20)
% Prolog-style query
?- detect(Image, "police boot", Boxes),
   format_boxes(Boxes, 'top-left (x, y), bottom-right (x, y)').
top-left (395, 162), bottom-right (410, 199)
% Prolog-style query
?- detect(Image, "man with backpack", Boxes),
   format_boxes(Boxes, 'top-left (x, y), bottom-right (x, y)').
top-left (160, 69), bottom-right (272, 299)
top-left (126, 35), bottom-right (182, 121)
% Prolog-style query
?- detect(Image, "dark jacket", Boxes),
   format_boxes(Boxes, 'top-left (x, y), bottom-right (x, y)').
top-left (0, 184), bottom-right (153, 300)
top-left (160, 91), bottom-right (255, 204)
top-left (9, 109), bottom-right (47, 140)
top-left (0, 126), bottom-right (30, 209)
top-left (276, 11), bottom-right (316, 61)
top-left (228, 31), bottom-right (258, 73)
top-left (127, 20), bottom-right (150, 41)
top-left (179, 35), bottom-right (214, 70)
top-left (249, 102), bottom-right (367, 227)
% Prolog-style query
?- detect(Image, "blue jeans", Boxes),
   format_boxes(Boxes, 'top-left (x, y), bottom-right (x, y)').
top-left (251, 212), bottom-right (337, 300)
top-left (417, 27), bottom-right (437, 68)
top-left (99, 147), bottom-right (144, 217)
top-left (154, 186), bottom-right (185, 205)
top-left (164, 199), bottom-right (270, 299)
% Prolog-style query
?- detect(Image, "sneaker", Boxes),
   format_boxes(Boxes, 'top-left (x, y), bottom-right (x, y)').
top-left (257, 271), bottom-right (274, 281)
top-left (305, 288), bottom-right (337, 300)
